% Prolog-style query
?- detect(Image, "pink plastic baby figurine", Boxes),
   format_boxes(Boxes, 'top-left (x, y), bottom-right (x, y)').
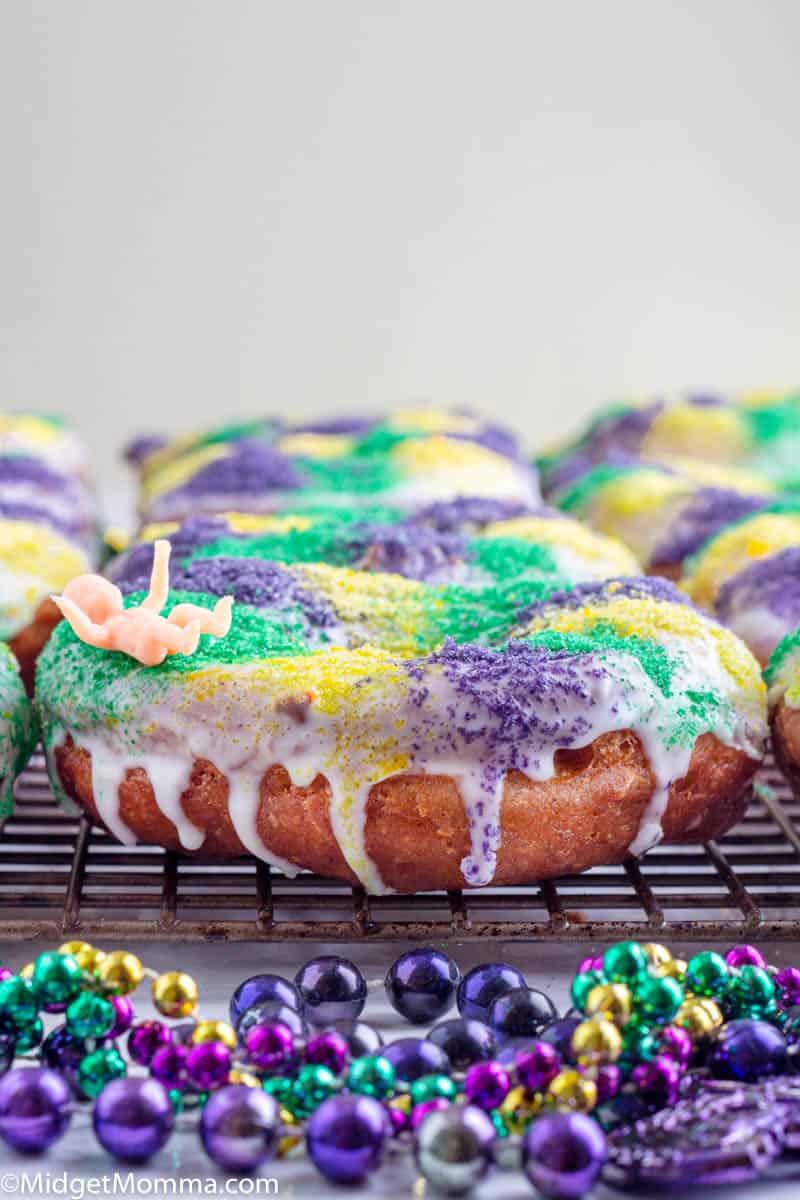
top-left (52, 539), bottom-right (233, 667)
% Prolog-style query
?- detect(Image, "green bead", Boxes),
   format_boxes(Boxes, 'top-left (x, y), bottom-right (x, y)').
top-left (571, 970), bottom-right (604, 1013)
top-left (77, 1045), bottom-right (127, 1099)
top-left (31, 952), bottom-right (82, 1008)
top-left (263, 1076), bottom-right (294, 1105)
top-left (290, 1064), bottom-right (338, 1116)
top-left (168, 1089), bottom-right (184, 1114)
top-left (490, 1108), bottom-right (509, 1138)
top-left (685, 952), bottom-right (729, 998)
top-left (0, 976), bottom-right (39, 1026)
top-left (346, 1054), bottom-right (396, 1100)
top-left (66, 991), bottom-right (116, 1039)
top-left (728, 965), bottom-right (775, 1016)
top-left (13, 1015), bottom-right (44, 1053)
top-left (602, 942), bottom-right (649, 986)
top-left (409, 1073), bottom-right (458, 1106)
top-left (637, 975), bottom-right (684, 1024)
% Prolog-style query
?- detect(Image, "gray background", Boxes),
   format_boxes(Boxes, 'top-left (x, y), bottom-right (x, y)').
top-left (2, 0), bottom-right (799, 486)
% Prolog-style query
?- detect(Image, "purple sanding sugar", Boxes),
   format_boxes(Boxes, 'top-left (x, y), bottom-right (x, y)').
top-left (343, 522), bottom-right (469, 581)
top-left (0, 454), bottom-right (73, 492)
top-left (291, 416), bottom-right (378, 435)
top-left (651, 488), bottom-right (768, 567)
top-left (518, 575), bottom-right (693, 625)
top-left (413, 497), bottom-right (536, 532)
top-left (0, 500), bottom-right (81, 540)
top-left (170, 441), bottom-right (306, 500)
top-left (449, 425), bottom-right (525, 463)
top-left (125, 435), bottom-right (169, 466)
top-left (716, 546), bottom-right (800, 624)
top-left (112, 517), bottom-right (234, 590)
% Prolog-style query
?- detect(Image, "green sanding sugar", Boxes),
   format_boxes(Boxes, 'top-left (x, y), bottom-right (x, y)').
top-left (556, 463), bottom-right (636, 511)
top-left (522, 626), bottom-right (676, 697)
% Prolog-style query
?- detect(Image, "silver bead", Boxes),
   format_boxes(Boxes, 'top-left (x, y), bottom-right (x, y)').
top-left (414, 1105), bottom-right (494, 1196)
top-left (493, 1133), bottom-right (523, 1172)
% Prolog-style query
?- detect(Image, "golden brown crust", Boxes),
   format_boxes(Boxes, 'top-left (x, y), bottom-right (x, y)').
top-left (9, 599), bottom-right (62, 694)
top-left (53, 729), bottom-right (757, 892)
top-left (772, 699), bottom-right (800, 795)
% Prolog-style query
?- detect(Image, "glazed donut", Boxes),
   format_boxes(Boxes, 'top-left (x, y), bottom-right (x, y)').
top-left (36, 504), bottom-right (766, 892)
top-left (539, 392), bottom-right (800, 494)
top-left (0, 642), bottom-right (38, 811)
top-left (548, 458), bottom-right (769, 577)
top-left (765, 632), bottom-right (800, 802)
top-left (682, 500), bottom-right (800, 665)
top-left (130, 410), bottom-right (540, 523)
top-left (0, 417), bottom-right (98, 687)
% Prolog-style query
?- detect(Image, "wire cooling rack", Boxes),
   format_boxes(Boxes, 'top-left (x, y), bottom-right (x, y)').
top-left (1, 753), bottom-right (800, 943)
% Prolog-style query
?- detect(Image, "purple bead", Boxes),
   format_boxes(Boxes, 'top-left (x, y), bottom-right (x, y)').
top-left (109, 996), bottom-right (135, 1039)
top-left (305, 1031), bottom-right (349, 1074)
top-left (93, 1077), bottom-right (174, 1163)
top-left (428, 1019), bottom-right (497, 1071)
top-left (726, 945), bottom-right (767, 970)
top-left (0, 1034), bottom-right (13, 1077)
top-left (775, 967), bottom-right (800, 1008)
top-left (306, 1094), bottom-right (388, 1184)
top-left (229, 974), bottom-right (301, 1027)
top-left (0, 1068), bottom-right (72, 1153)
top-left (411, 1097), bottom-right (451, 1130)
top-left (128, 1021), bottom-right (172, 1067)
top-left (245, 1022), bottom-right (297, 1074)
top-left (595, 1064), bottom-right (620, 1103)
top-left (150, 1043), bottom-right (189, 1091)
top-left (385, 948), bottom-right (460, 1024)
top-left (515, 1041), bottom-right (561, 1090)
top-left (40, 1026), bottom-right (90, 1099)
top-left (457, 962), bottom-right (526, 1023)
top-left (577, 956), bottom-right (603, 974)
top-left (382, 1037), bottom-right (449, 1083)
top-left (632, 1056), bottom-right (681, 1110)
top-left (326, 1019), bottom-right (383, 1059)
top-left (489, 987), bottom-right (557, 1042)
top-left (659, 1025), bottom-right (692, 1070)
top-left (200, 1085), bottom-right (280, 1173)
top-left (523, 1112), bottom-right (607, 1199)
top-left (236, 1002), bottom-right (306, 1044)
top-left (294, 956), bottom-right (367, 1026)
top-left (186, 1042), bottom-right (232, 1091)
top-left (709, 1019), bottom-right (788, 1082)
top-left (463, 1060), bottom-right (511, 1110)
top-left (540, 1016), bottom-right (581, 1062)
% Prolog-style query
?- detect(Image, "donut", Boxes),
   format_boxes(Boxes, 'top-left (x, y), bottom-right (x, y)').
top-left (0, 413), bottom-right (91, 480)
top-left (549, 458), bottom-right (769, 576)
top-left (36, 507), bottom-right (765, 893)
top-left (0, 642), bottom-right (38, 811)
top-left (682, 500), bottom-right (800, 664)
top-left (0, 421), bottom-right (98, 687)
top-left (539, 392), bottom-right (800, 494)
top-left (765, 631), bottom-right (800, 801)
top-left (130, 410), bottom-right (539, 522)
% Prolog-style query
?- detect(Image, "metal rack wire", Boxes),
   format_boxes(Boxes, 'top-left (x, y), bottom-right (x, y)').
top-left (2, 753), bottom-right (800, 943)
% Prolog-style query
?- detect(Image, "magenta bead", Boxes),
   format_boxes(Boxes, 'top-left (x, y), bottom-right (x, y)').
top-left (186, 1042), bottom-right (231, 1091)
top-left (306, 1031), bottom-right (349, 1074)
top-left (595, 1064), bottom-right (620, 1103)
top-left (632, 1056), bottom-right (680, 1108)
top-left (463, 1061), bottom-right (511, 1110)
top-left (128, 1021), bottom-right (172, 1067)
top-left (150, 1043), bottom-right (189, 1091)
top-left (109, 996), bottom-right (134, 1039)
top-left (0, 969), bottom-right (12, 984)
top-left (577, 955), bottom-right (603, 974)
top-left (725, 945), bottom-right (767, 970)
top-left (410, 1098), bottom-right (450, 1130)
top-left (388, 1105), bottom-right (408, 1135)
top-left (245, 1022), bottom-right (296, 1073)
top-left (659, 1026), bottom-right (692, 1071)
top-left (515, 1041), bottom-right (560, 1091)
top-left (775, 967), bottom-right (800, 1007)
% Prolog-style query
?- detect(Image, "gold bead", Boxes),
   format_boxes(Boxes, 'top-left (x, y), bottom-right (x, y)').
top-left (547, 1069), bottom-right (597, 1113)
top-left (152, 971), bottom-right (199, 1018)
top-left (192, 1019), bottom-right (237, 1049)
top-left (389, 1094), bottom-right (412, 1115)
top-left (498, 1085), bottom-right (543, 1134)
top-left (571, 1016), bottom-right (623, 1065)
top-left (643, 942), bottom-right (673, 967)
top-left (97, 951), bottom-right (144, 995)
top-left (19, 962), bottom-right (34, 979)
top-left (77, 947), bottom-right (107, 973)
top-left (585, 983), bottom-right (631, 1026)
top-left (675, 996), bottom-right (723, 1038)
top-left (277, 1108), bottom-right (301, 1157)
top-left (58, 940), bottom-right (92, 959)
top-left (654, 957), bottom-right (687, 981)
top-left (228, 1069), bottom-right (260, 1088)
